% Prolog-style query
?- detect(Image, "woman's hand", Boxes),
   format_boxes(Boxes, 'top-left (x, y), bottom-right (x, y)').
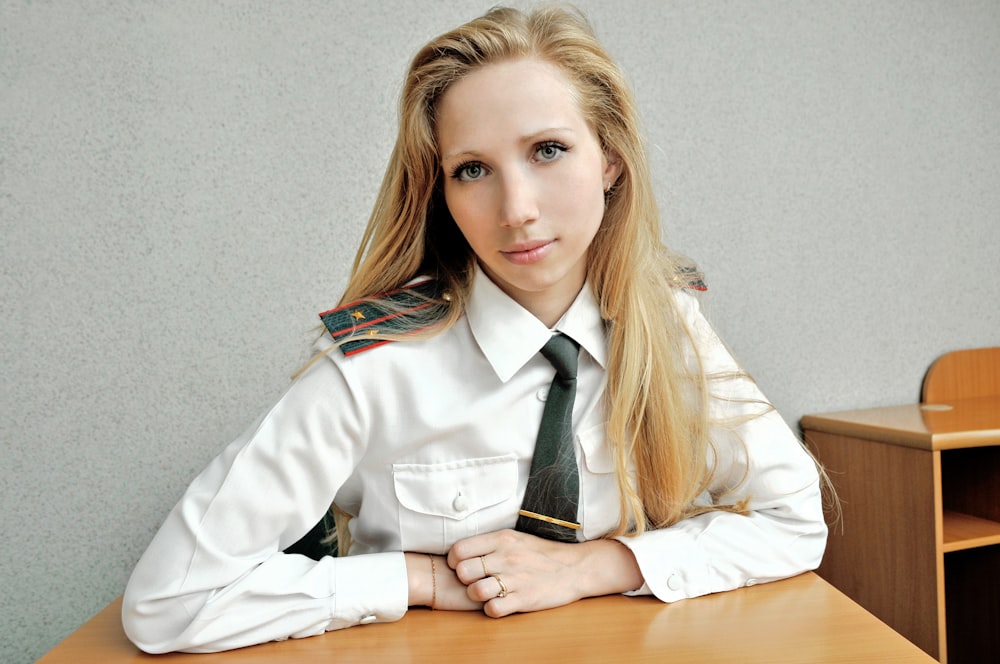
top-left (446, 529), bottom-right (644, 618)
top-left (405, 552), bottom-right (484, 611)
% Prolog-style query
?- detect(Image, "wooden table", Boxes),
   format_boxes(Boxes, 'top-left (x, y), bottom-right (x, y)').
top-left (803, 396), bottom-right (1000, 664)
top-left (39, 572), bottom-right (933, 663)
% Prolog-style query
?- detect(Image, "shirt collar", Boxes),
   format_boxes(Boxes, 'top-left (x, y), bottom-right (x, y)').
top-left (466, 264), bottom-right (608, 383)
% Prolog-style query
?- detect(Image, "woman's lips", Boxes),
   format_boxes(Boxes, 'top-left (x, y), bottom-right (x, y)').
top-left (500, 240), bottom-right (554, 265)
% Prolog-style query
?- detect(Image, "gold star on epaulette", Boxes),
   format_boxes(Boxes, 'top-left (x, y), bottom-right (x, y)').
top-left (350, 310), bottom-right (365, 321)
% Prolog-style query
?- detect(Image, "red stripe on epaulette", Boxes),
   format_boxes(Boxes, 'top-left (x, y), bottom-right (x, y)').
top-left (326, 300), bottom-right (437, 340)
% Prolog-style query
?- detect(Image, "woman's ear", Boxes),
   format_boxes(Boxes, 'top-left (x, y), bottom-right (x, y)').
top-left (603, 150), bottom-right (623, 189)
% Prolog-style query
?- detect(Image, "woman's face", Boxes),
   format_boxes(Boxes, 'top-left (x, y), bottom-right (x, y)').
top-left (436, 58), bottom-right (621, 326)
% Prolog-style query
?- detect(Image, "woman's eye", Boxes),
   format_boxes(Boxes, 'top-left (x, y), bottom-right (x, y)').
top-left (453, 162), bottom-right (485, 182)
top-left (535, 142), bottom-right (567, 162)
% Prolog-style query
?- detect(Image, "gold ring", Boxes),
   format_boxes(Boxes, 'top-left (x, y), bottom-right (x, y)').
top-left (480, 555), bottom-right (489, 577)
top-left (493, 575), bottom-right (507, 598)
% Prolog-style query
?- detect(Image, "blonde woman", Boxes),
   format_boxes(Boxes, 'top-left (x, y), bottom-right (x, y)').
top-left (123, 5), bottom-right (826, 653)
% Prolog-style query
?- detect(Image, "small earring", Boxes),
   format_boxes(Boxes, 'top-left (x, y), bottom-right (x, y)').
top-left (604, 182), bottom-right (611, 192)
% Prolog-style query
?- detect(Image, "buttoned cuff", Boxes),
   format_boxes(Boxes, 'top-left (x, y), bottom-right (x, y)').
top-left (332, 551), bottom-right (408, 627)
top-left (614, 529), bottom-right (710, 602)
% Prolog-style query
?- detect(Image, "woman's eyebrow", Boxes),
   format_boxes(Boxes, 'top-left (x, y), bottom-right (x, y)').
top-left (440, 148), bottom-right (483, 164)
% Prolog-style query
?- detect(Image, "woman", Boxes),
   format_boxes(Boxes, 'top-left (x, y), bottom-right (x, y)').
top-left (123, 5), bottom-right (826, 653)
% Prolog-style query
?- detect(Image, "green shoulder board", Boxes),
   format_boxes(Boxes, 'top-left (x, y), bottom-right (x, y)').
top-left (674, 264), bottom-right (707, 291)
top-left (319, 279), bottom-right (447, 357)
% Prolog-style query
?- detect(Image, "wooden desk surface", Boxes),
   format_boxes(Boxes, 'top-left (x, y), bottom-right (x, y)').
top-left (800, 395), bottom-right (1000, 450)
top-left (39, 573), bottom-right (933, 663)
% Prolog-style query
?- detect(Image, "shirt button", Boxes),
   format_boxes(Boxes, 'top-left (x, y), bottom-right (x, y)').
top-left (453, 493), bottom-right (469, 513)
top-left (537, 386), bottom-right (549, 401)
top-left (359, 614), bottom-right (377, 625)
top-left (666, 574), bottom-right (682, 591)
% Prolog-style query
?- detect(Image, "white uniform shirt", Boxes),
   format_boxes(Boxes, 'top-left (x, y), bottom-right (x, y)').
top-left (122, 267), bottom-right (827, 653)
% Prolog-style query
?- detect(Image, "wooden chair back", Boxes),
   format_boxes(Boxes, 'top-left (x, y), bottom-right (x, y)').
top-left (921, 346), bottom-right (1000, 403)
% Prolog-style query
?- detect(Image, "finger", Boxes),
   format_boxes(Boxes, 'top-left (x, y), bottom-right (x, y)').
top-left (453, 555), bottom-right (489, 585)
top-left (447, 531), bottom-right (503, 568)
top-left (466, 574), bottom-right (508, 603)
top-left (483, 597), bottom-right (515, 618)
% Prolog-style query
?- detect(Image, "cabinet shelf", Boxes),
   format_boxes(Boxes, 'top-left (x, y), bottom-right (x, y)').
top-left (942, 510), bottom-right (1000, 553)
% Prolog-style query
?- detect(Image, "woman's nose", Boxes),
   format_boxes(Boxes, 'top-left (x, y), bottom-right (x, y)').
top-left (498, 171), bottom-right (539, 228)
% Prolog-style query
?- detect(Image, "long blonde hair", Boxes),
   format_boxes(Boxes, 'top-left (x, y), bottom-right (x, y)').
top-left (339, 5), bottom-right (745, 542)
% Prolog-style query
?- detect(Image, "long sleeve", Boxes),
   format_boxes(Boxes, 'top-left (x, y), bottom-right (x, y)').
top-left (615, 291), bottom-right (828, 601)
top-left (121, 356), bottom-right (408, 653)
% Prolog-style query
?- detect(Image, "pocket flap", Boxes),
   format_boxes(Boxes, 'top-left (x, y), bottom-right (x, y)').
top-left (393, 454), bottom-right (518, 520)
top-left (578, 424), bottom-right (614, 474)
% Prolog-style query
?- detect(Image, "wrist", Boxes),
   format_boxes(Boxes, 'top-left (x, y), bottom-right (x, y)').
top-left (575, 538), bottom-right (644, 598)
top-left (405, 552), bottom-right (431, 607)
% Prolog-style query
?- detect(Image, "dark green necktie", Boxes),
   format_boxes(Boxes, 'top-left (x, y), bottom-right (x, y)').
top-left (516, 333), bottom-right (581, 542)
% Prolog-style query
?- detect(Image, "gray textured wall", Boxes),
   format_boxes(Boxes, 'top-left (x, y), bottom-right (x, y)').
top-left (3, 1), bottom-right (998, 661)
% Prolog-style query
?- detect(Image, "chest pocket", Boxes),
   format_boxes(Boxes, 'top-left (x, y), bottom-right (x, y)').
top-left (393, 454), bottom-right (520, 553)
top-left (577, 424), bottom-right (622, 539)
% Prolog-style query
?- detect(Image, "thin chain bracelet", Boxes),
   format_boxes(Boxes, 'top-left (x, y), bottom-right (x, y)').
top-left (428, 554), bottom-right (437, 609)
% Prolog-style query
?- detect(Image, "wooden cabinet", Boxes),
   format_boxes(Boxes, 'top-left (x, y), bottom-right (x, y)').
top-left (802, 396), bottom-right (1000, 663)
